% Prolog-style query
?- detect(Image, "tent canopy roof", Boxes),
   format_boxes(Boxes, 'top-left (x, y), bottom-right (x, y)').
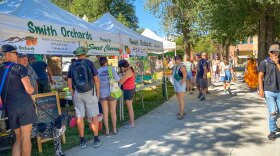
top-left (141, 28), bottom-right (176, 51)
top-left (92, 12), bottom-right (163, 50)
top-left (0, 0), bottom-right (104, 31)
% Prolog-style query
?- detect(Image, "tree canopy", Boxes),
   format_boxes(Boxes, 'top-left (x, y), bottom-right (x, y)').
top-left (51, 0), bottom-right (139, 30)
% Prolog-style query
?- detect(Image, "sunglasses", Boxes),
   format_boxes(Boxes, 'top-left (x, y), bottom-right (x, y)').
top-left (270, 51), bottom-right (279, 54)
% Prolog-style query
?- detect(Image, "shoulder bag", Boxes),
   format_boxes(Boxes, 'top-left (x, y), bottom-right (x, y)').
top-left (0, 63), bottom-right (14, 120)
top-left (108, 66), bottom-right (122, 99)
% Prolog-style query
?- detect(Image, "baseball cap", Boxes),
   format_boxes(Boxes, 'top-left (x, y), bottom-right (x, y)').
top-left (1, 44), bottom-right (17, 53)
top-left (73, 46), bottom-right (88, 56)
top-left (18, 53), bottom-right (28, 58)
top-left (269, 44), bottom-right (280, 52)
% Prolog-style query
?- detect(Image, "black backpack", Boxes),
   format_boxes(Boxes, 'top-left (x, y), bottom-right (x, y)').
top-left (71, 60), bottom-right (94, 93)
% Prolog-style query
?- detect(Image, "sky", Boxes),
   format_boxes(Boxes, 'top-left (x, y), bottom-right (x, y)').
top-left (134, 0), bottom-right (166, 37)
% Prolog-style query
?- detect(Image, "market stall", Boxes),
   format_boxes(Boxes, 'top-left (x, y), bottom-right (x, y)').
top-left (92, 13), bottom-right (165, 119)
top-left (0, 0), bottom-right (122, 153)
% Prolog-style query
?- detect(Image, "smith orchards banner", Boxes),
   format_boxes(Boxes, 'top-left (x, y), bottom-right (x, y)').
top-left (0, 14), bottom-right (120, 55)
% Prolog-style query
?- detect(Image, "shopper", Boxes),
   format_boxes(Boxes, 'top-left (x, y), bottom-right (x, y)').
top-left (18, 53), bottom-right (38, 94)
top-left (212, 55), bottom-right (220, 82)
top-left (29, 55), bottom-right (54, 93)
top-left (244, 58), bottom-right (258, 91)
top-left (68, 46), bottom-right (101, 148)
top-left (172, 55), bottom-right (187, 120)
top-left (184, 55), bottom-right (194, 94)
top-left (0, 44), bottom-right (36, 156)
top-left (196, 53), bottom-right (208, 101)
top-left (220, 56), bottom-right (234, 94)
top-left (259, 43), bottom-right (280, 140)
top-left (118, 59), bottom-right (135, 128)
top-left (202, 52), bottom-right (211, 94)
top-left (98, 57), bottom-right (120, 135)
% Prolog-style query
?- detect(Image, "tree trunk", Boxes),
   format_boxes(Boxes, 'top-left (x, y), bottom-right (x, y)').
top-left (258, 12), bottom-right (275, 62)
top-left (47, 56), bottom-right (62, 76)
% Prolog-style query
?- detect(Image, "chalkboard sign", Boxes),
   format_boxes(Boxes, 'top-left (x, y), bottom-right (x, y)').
top-left (32, 92), bottom-right (61, 123)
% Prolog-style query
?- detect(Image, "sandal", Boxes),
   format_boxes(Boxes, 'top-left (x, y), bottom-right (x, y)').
top-left (177, 114), bottom-right (184, 120)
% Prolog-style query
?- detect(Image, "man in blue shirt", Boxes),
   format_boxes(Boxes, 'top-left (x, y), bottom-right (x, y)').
top-left (259, 43), bottom-right (280, 140)
top-left (29, 55), bottom-right (54, 93)
top-left (196, 53), bottom-right (208, 101)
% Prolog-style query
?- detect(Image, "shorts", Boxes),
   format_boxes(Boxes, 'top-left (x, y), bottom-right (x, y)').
top-left (187, 71), bottom-right (193, 80)
top-left (174, 80), bottom-right (186, 93)
top-left (124, 89), bottom-right (135, 101)
top-left (221, 71), bottom-right (232, 82)
top-left (99, 96), bottom-right (116, 102)
top-left (73, 90), bottom-right (99, 121)
top-left (7, 103), bottom-right (37, 130)
top-left (196, 78), bottom-right (208, 89)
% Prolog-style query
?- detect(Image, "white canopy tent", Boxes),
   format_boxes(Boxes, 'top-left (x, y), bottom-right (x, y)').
top-left (91, 13), bottom-right (163, 56)
top-left (0, 0), bottom-right (121, 56)
top-left (141, 28), bottom-right (176, 54)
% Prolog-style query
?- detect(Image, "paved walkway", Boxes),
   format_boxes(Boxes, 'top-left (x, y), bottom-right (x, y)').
top-left (65, 78), bottom-right (280, 156)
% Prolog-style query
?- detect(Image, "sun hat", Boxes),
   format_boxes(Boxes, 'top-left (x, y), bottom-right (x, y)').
top-left (73, 46), bottom-right (88, 56)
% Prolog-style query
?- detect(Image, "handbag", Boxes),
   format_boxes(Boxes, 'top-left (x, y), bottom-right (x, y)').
top-left (173, 64), bottom-right (183, 81)
top-left (0, 62), bottom-right (14, 119)
top-left (108, 66), bottom-right (122, 99)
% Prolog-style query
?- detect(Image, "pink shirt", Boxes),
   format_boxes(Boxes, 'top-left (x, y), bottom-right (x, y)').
top-left (123, 74), bottom-right (135, 90)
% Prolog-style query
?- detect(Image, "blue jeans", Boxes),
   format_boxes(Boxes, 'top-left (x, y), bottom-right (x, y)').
top-left (264, 91), bottom-right (280, 132)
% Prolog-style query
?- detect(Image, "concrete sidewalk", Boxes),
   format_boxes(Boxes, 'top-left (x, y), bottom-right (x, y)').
top-left (65, 79), bottom-right (280, 156)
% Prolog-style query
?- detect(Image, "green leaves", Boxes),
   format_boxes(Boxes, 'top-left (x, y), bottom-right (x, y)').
top-left (51, 0), bottom-right (139, 30)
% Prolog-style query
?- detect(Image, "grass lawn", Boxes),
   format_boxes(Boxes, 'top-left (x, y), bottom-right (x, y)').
top-left (2, 83), bottom-right (175, 156)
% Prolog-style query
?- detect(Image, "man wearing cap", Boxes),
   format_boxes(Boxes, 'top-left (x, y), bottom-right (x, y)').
top-left (67, 46), bottom-right (101, 148)
top-left (196, 53), bottom-right (208, 101)
top-left (29, 55), bottom-right (54, 93)
top-left (259, 43), bottom-right (280, 140)
top-left (0, 44), bottom-right (36, 156)
top-left (18, 53), bottom-right (38, 94)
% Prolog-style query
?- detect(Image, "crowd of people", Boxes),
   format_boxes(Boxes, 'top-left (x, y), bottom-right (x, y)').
top-left (0, 45), bottom-right (136, 156)
top-left (171, 52), bottom-right (235, 120)
top-left (2, 41), bottom-right (280, 156)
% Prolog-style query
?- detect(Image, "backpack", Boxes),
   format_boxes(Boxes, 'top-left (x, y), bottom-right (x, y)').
top-left (71, 60), bottom-right (94, 93)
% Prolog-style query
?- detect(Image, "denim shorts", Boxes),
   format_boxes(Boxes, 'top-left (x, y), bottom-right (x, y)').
top-left (124, 89), bottom-right (135, 101)
top-left (99, 96), bottom-right (116, 102)
top-left (221, 71), bottom-right (232, 82)
top-left (174, 80), bottom-right (186, 92)
top-left (187, 71), bottom-right (193, 80)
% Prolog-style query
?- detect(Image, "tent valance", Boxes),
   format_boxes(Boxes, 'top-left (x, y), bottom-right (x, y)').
top-left (0, 0), bottom-right (121, 56)
top-left (91, 13), bottom-right (163, 56)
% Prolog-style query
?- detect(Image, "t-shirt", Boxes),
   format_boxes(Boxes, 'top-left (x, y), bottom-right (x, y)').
top-left (259, 58), bottom-right (280, 92)
top-left (30, 61), bottom-right (48, 82)
top-left (183, 61), bottom-right (193, 73)
top-left (98, 66), bottom-right (120, 98)
top-left (196, 59), bottom-right (207, 79)
top-left (0, 62), bottom-right (33, 107)
top-left (67, 59), bottom-right (98, 83)
top-left (27, 66), bottom-right (38, 89)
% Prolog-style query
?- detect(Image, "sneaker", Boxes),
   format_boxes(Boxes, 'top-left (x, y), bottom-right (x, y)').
top-left (227, 88), bottom-right (232, 94)
top-left (197, 93), bottom-right (203, 98)
top-left (124, 124), bottom-right (135, 129)
top-left (268, 132), bottom-right (276, 141)
top-left (80, 140), bottom-right (87, 149)
top-left (200, 97), bottom-right (206, 101)
top-left (93, 138), bottom-right (101, 148)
